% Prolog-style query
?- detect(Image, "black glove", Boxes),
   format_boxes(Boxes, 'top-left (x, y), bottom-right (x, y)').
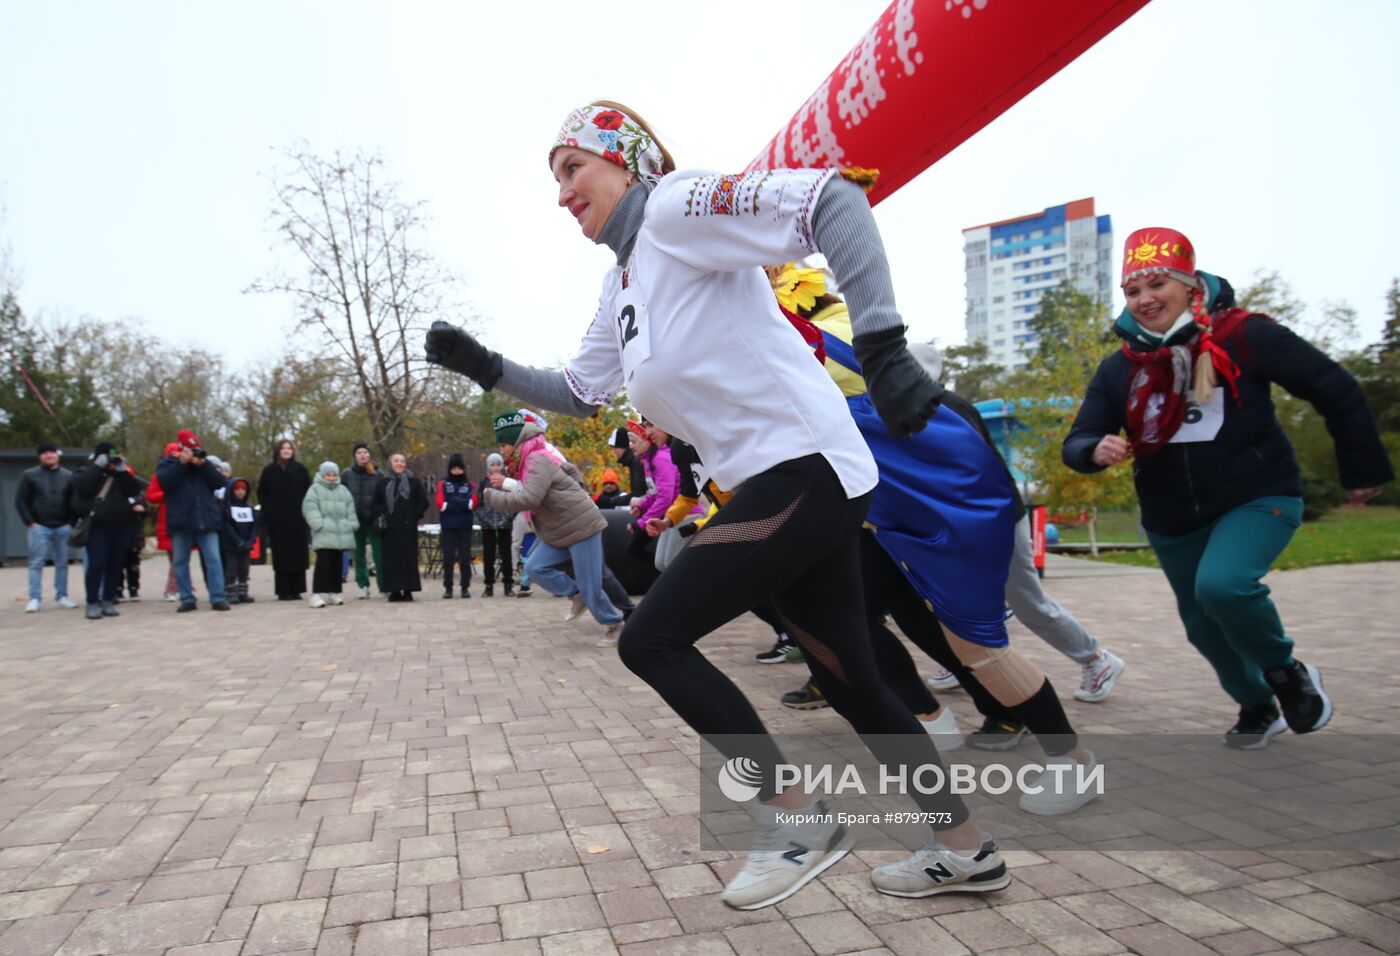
top-left (852, 326), bottom-right (945, 439)
top-left (425, 321), bottom-right (503, 390)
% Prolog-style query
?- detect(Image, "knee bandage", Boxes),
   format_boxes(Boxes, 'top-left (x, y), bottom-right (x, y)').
top-left (944, 629), bottom-right (1044, 706)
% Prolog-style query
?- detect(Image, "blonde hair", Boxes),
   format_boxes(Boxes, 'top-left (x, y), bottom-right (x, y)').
top-left (589, 100), bottom-right (676, 174)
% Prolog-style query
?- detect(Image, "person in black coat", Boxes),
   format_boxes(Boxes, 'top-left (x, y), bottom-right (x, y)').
top-left (70, 441), bottom-right (144, 619)
top-left (156, 435), bottom-right (229, 612)
top-left (1063, 227), bottom-right (1393, 749)
top-left (372, 453), bottom-right (427, 601)
top-left (257, 439), bottom-right (312, 600)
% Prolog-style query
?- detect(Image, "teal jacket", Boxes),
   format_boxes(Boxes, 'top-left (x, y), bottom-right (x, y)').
top-left (302, 472), bottom-right (359, 551)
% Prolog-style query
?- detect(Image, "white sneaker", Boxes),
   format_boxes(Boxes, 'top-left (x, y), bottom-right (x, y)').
top-left (596, 622), bottom-right (623, 648)
top-left (56, 596), bottom-right (78, 609)
top-left (919, 708), bottom-right (965, 751)
top-left (721, 800), bottom-right (852, 910)
top-left (564, 594), bottom-right (587, 623)
top-left (328, 593), bottom-right (344, 606)
top-left (1017, 752), bottom-right (1102, 816)
top-left (870, 836), bottom-right (1011, 897)
top-left (164, 593), bottom-right (178, 603)
top-left (927, 667), bottom-right (961, 692)
top-left (25, 598), bottom-right (40, 613)
top-left (359, 586), bottom-right (371, 599)
top-left (308, 594), bottom-right (327, 608)
top-left (1074, 650), bottom-right (1126, 702)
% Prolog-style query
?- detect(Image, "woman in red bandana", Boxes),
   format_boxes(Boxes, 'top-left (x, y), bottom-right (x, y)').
top-left (1064, 227), bottom-right (1392, 749)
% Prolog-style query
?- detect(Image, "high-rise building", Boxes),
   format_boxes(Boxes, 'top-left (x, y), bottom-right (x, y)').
top-left (962, 198), bottom-right (1114, 370)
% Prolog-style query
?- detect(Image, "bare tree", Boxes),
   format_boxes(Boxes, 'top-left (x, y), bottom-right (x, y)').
top-left (250, 147), bottom-right (461, 458)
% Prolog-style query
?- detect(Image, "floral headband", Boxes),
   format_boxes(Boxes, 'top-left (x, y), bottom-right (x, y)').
top-left (550, 105), bottom-right (667, 186)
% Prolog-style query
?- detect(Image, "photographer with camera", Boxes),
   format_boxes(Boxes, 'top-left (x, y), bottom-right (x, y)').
top-left (70, 442), bottom-right (144, 620)
top-left (155, 430), bottom-right (231, 613)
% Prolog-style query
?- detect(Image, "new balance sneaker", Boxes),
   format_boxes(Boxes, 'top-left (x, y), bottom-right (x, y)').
top-left (564, 594), bottom-right (587, 623)
top-left (781, 679), bottom-right (829, 710)
top-left (1074, 650), bottom-right (1126, 703)
top-left (919, 707), bottom-right (965, 751)
top-left (967, 715), bottom-right (1030, 752)
top-left (25, 598), bottom-right (39, 613)
top-left (1018, 752), bottom-right (1101, 816)
top-left (870, 836), bottom-right (1011, 898)
top-left (56, 596), bottom-right (78, 609)
top-left (1265, 660), bottom-right (1333, 734)
top-left (1224, 704), bottom-right (1288, 750)
top-left (756, 639), bottom-right (795, 664)
top-left (721, 800), bottom-right (851, 910)
top-left (926, 667), bottom-right (961, 692)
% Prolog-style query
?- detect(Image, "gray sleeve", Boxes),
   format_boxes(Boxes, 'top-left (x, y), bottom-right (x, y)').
top-left (496, 358), bottom-right (600, 417)
top-left (809, 177), bottom-right (904, 337)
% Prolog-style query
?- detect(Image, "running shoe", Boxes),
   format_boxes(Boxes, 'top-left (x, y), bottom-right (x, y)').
top-left (780, 680), bottom-right (829, 710)
top-left (784, 645), bottom-right (805, 664)
top-left (1265, 660), bottom-right (1333, 734)
top-left (1018, 752), bottom-right (1101, 816)
top-left (870, 836), bottom-right (1010, 898)
top-left (596, 622), bottom-right (622, 649)
top-left (1074, 650), bottom-right (1126, 702)
top-left (1223, 704), bottom-right (1287, 750)
top-left (755, 639), bottom-right (795, 664)
top-left (564, 594), bottom-right (587, 623)
top-left (926, 667), bottom-right (961, 692)
top-left (919, 708), bottom-right (965, 751)
top-left (966, 715), bottom-right (1029, 752)
top-left (721, 800), bottom-right (851, 910)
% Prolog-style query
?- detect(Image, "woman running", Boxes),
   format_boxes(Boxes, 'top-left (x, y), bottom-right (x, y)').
top-left (426, 101), bottom-right (1010, 908)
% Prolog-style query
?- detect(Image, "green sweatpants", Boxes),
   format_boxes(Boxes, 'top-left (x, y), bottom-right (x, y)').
top-left (1147, 496), bottom-right (1303, 708)
top-left (353, 525), bottom-right (385, 592)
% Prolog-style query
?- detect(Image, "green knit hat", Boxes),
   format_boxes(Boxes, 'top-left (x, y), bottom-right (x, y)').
top-left (493, 411), bottom-right (525, 445)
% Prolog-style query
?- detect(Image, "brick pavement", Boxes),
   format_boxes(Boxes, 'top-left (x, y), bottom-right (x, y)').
top-left (1, 558), bottom-right (1397, 955)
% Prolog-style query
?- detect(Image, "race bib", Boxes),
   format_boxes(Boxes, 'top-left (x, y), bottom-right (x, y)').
top-left (230, 505), bottom-right (254, 523)
top-left (1169, 387), bottom-right (1225, 444)
top-left (615, 270), bottom-right (652, 384)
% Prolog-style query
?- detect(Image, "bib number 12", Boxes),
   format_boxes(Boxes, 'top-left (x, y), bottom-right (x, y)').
top-left (617, 304), bottom-right (639, 350)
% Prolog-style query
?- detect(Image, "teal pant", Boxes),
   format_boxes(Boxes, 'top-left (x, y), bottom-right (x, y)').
top-left (353, 526), bottom-right (384, 592)
top-left (1147, 497), bottom-right (1303, 708)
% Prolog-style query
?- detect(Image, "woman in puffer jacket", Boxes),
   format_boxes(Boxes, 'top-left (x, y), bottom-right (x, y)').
top-left (482, 412), bottom-right (625, 645)
top-left (301, 461), bottom-right (359, 608)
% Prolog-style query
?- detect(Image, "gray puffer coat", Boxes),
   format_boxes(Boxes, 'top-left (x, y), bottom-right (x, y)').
top-left (481, 423), bottom-right (606, 549)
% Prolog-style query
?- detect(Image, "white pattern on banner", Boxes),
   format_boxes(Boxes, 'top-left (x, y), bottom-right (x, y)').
top-left (1169, 387), bottom-right (1225, 444)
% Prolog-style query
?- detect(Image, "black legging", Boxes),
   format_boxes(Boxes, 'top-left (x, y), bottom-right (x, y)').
top-left (858, 530), bottom-right (1077, 756)
top-left (618, 454), bottom-right (967, 823)
top-left (481, 527), bottom-right (512, 586)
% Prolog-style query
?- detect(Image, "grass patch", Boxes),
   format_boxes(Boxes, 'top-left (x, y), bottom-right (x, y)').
top-left (1088, 505), bottom-right (1400, 571)
top-left (1052, 510), bottom-right (1145, 545)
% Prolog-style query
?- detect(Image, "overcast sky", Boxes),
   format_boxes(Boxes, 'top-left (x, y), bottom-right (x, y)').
top-left (2, 0), bottom-right (1397, 374)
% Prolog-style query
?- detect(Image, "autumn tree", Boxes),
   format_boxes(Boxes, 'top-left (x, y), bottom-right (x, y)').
top-left (1011, 283), bottom-right (1137, 551)
top-left (251, 147), bottom-right (463, 460)
top-left (941, 340), bottom-right (1004, 402)
top-left (0, 293), bottom-right (108, 449)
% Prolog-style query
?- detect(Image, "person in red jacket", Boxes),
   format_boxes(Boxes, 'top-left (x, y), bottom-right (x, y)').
top-left (145, 442), bottom-right (187, 602)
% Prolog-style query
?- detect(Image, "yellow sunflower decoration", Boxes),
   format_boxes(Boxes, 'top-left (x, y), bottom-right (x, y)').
top-left (771, 265), bottom-right (828, 315)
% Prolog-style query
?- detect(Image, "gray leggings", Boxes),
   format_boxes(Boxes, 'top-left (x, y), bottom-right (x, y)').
top-left (1005, 515), bottom-right (1099, 663)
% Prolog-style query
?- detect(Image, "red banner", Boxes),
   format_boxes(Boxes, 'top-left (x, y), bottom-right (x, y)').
top-left (750, 0), bottom-right (1151, 204)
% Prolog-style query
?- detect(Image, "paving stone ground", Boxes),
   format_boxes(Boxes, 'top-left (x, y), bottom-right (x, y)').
top-left (2, 556), bottom-right (1397, 955)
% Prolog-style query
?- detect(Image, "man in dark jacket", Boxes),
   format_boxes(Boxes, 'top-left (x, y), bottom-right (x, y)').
top-left (15, 442), bottom-right (77, 612)
top-left (155, 431), bottom-right (230, 612)
top-left (70, 442), bottom-right (145, 619)
top-left (342, 441), bottom-right (384, 598)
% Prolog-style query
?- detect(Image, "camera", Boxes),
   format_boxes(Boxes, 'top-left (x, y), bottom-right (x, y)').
top-left (192, 447), bottom-right (208, 461)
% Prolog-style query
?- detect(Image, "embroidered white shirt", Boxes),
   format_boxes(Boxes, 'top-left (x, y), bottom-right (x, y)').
top-left (564, 168), bottom-right (877, 499)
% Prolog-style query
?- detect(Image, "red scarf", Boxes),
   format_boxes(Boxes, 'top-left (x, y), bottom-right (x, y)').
top-left (1122, 306), bottom-right (1254, 456)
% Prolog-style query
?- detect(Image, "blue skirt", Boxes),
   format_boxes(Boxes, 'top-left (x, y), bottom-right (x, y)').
top-left (850, 394), bottom-right (1016, 647)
